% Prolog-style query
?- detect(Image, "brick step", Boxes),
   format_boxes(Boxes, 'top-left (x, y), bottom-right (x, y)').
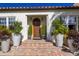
top-left (0, 40), bottom-right (74, 56)
top-left (33, 37), bottom-right (41, 40)
top-left (21, 40), bottom-right (53, 49)
top-left (23, 40), bottom-right (52, 44)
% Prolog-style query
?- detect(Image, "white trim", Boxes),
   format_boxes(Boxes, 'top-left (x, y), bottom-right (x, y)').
top-left (6, 17), bottom-right (9, 28)
top-left (66, 16), bottom-right (69, 28)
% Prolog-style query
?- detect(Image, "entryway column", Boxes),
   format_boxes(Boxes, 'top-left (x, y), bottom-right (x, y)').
top-left (46, 12), bottom-right (63, 41)
top-left (17, 15), bottom-right (28, 41)
top-left (23, 15), bottom-right (28, 41)
top-left (46, 15), bottom-right (52, 41)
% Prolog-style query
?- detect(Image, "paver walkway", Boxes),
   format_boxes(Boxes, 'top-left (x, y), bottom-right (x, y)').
top-left (0, 40), bottom-right (74, 56)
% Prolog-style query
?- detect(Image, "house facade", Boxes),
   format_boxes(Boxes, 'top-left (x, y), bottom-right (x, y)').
top-left (0, 3), bottom-right (79, 41)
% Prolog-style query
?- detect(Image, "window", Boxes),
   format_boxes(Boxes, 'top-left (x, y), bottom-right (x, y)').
top-left (60, 16), bottom-right (76, 30)
top-left (68, 16), bottom-right (76, 25)
top-left (0, 17), bottom-right (15, 28)
top-left (60, 16), bottom-right (67, 25)
top-left (8, 17), bottom-right (15, 26)
top-left (0, 17), bottom-right (6, 26)
top-left (60, 16), bottom-right (76, 25)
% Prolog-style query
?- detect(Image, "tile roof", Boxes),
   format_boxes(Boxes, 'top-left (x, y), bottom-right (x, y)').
top-left (0, 3), bottom-right (78, 10)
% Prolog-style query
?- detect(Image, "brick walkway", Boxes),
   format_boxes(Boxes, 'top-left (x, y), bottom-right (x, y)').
top-left (0, 40), bottom-right (74, 56)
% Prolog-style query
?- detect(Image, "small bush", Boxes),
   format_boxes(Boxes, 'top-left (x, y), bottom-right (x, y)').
top-left (52, 18), bottom-right (68, 35)
top-left (10, 21), bottom-right (23, 34)
top-left (28, 25), bottom-right (32, 36)
top-left (0, 25), bottom-right (12, 39)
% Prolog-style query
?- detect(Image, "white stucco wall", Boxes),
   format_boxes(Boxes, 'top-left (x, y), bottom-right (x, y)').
top-left (0, 11), bottom-right (54, 41)
top-left (0, 9), bottom-right (79, 41)
top-left (0, 13), bottom-right (28, 41)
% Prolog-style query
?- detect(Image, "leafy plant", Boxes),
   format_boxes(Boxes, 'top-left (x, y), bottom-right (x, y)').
top-left (41, 24), bottom-right (46, 35)
top-left (10, 21), bottom-right (23, 34)
top-left (28, 25), bottom-right (32, 36)
top-left (68, 30), bottom-right (79, 50)
top-left (68, 29), bottom-right (77, 39)
top-left (40, 24), bottom-right (46, 39)
top-left (0, 25), bottom-right (12, 39)
top-left (72, 33), bottom-right (79, 50)
top-left (52, 18), bottom-right (68, 35)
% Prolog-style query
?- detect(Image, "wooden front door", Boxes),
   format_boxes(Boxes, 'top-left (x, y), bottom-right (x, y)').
top-left (32, 18), bottom-right (41, 39)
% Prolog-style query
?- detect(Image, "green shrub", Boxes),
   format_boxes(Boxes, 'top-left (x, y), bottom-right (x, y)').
top-left (28, 25), bottom-right (32, 36)
top-left (0, 25), bottom-right (6, 30)
top-left (52, 18), bottom-right (68, 35)
top-left (41, 24), bottom-right (46, 35)
top-left (0, 25), bottom-right (12, 39)
top-left (10, 21), bottom-right (23, 34)
top-left (2, 28), bottom-right (12, 37)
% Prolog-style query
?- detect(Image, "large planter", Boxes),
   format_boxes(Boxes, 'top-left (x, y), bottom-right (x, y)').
top-left (52, 35), bottom-right (56, 43)
top-left (1, 38), bottom-right (10, 53)
top-left (12, 34), bottom-right (21, 47)
top-left (68, 39), bottom-right (76, 53)
top-left (55, 33), bottom-right (64, 48)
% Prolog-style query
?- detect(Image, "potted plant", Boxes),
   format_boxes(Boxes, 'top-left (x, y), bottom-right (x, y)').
top-left (67, 29), bottom-right (78, 54)
top-left (52, 18), bottom-right (68, 48)
top-left (10, 21), bottom-right (23, 47)
top-left (72, 33), bottom-right (79, 55)
top-left (0, 26), bottom-right (11, 53)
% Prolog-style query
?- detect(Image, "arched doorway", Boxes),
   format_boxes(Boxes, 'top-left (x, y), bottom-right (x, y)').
top-left (32, 18), bottom-right (41, 39)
